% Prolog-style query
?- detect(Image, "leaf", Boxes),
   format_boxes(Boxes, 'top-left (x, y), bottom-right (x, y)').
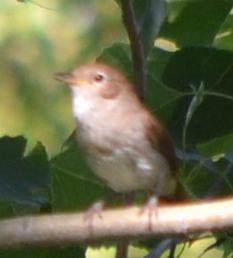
top-left (215, 234), bottom-right (233, 258)
top-left (214, 13), bottom-right (233, 52)
top-left (132, 0), bottom-right (167, 56)
top-left (166, 0), bottom-right (200, 23)
top-left (197, 134), bottom-right (233, 158)
top-left (146, 47), bottom-right (181, 124)
top-left (182, 158), bottom-right (218, 199)
top-left (97, 42), bottom-right (133, 80)
top-left (0, 246), bottom-right (85, 258)
top-left (0, 136), bottom-right (51, 205)
top-left (179, 150), bottom-right (233, 199)
top-left (162, 47), bottom-right (233, 146)
top-left (0, 202), bottom-right (14, 219)
top-left (161, 0), bottom-right (233, 47)
top-left (163, 47), bottom-right (233, 93)
top-left (51, 134), bottom-right (114, 211)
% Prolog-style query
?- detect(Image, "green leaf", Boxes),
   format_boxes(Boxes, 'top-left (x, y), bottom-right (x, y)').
top-left (0, 246), bottom-right (85, 258)
top-left (0, 201), bottom-right (14, 219)
top-left (215, 234), bottom-right (233, 258)
top-left (166, 0), bottom-right (200, 23)
top-left (214, 13), bottom-right (233, 52)
top-left (0, 136), bottom-right (51, 205)
top-left (161, 0), bottom-right (233, 47)
top-left (51, 135), bottom-right (114, 211)
top-left (146, 47), bottom-right (181, 124)
top-left (97, 42), bottom-right (133, 80)
top-left (132, 0), bottom-right (167, 56)
top-left (182, 158), bottom-right (217, 199)
top-left (163, 47), bottom-right (233, 93)
top-left (162, 47), bottom-right (233, 146)
top-left (197, 134), bottom-right (233, 158)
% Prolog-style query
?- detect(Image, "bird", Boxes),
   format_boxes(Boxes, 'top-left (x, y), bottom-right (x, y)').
top-left (54, 62), bottom-right (182, 201)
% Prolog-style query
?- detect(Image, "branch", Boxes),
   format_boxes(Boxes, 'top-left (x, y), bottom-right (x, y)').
top-left (120, 0), bottom-right (146, 100)
top-left (1, 197), bottom-right (233, 250)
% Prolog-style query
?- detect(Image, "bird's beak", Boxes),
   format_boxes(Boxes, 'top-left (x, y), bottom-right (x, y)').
top-left (54, 72), bottom-right (89, 86)
top-left (54, 72), bottom-right (74, 84)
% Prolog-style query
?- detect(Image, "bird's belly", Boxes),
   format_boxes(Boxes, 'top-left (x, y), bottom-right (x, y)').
top-left (89, 149), bottom-right (170, 193)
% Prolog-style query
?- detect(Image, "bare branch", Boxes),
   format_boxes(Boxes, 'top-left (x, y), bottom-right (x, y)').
top-left (0, 198), bottom-right (233, 250)
top-left (120, 0), bottom-right (146, 100)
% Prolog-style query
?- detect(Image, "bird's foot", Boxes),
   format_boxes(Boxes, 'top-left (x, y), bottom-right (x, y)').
top-left (139, 195), bottom-right (159, 230)
top-left (84, 201), bottom-right (105, 221)
top-left (83, 201), bottom-right (105, 235)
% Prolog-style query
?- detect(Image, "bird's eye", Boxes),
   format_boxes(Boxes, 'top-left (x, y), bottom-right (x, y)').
top-left (94, 73), bottom-right (105, 82)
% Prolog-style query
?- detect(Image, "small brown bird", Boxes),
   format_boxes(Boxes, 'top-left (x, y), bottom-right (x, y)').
top-left (55, 63), bottom-right (180, 200)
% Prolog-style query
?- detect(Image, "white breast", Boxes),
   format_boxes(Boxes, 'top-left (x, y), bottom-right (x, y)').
top-left (71, 86), bottom-right (93, 119)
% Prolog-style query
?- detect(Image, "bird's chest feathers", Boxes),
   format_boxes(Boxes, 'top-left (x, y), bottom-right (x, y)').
top-left (81, 139), bottom-right (170, 193)
top-left (92, 149), bottom-right (145, 192)
top-left (71, 91), bottom-right (172, 193)
top-left (71, 90), bottom-right (116, 129)
top-left (73, 95), bottom-right (125, 146)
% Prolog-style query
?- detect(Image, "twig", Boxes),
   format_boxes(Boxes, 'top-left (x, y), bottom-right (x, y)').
top-left (120, 0), bottom-right (146, 100)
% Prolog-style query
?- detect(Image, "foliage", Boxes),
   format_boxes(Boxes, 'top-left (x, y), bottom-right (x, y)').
top-left (1, 0), bottom-right (233, 257)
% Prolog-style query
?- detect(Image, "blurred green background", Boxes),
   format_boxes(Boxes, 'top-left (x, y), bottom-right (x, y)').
top-left (0, 0), bottom-right (126, 156)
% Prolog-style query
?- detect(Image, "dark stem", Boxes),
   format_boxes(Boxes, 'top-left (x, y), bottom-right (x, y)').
top-left (120, 0), bottom-right (146, 101)
top-left (115, 240), bottom-right (129, 258)
top-left (144, 237), bottom-right (186, 258)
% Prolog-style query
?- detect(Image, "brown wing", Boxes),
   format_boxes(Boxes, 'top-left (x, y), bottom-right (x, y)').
top-left (144, 110), bottom-right (187, 200)
top-left (145, 110), bottom-right (179, 174)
